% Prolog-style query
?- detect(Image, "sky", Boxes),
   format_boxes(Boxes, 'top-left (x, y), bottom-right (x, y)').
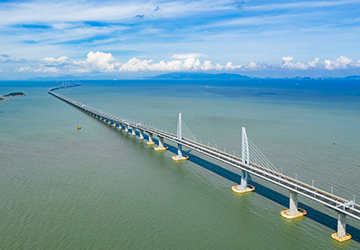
top-left (0, 0), bottom-right (360, 79)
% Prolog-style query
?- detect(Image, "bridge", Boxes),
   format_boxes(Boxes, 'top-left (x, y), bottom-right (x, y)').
top-left (48, 83), bottom-right (360, 243)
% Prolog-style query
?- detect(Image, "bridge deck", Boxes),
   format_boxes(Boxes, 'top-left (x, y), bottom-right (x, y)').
top-left (48, 85), bottom-right (360, 221)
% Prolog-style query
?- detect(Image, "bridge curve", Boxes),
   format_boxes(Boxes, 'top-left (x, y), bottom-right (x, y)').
top-left (48, 84), bottom-right (360, 241)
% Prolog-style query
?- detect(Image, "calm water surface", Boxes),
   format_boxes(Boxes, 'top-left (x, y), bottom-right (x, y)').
top-left (0, 79), bottom-right (360, 249)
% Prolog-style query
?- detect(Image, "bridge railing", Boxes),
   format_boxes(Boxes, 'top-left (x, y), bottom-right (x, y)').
top-left (48, 85), bottom-right (360, 221)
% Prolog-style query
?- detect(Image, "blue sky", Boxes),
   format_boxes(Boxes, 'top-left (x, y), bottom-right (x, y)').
top-left (0, 0), bottom-right (360, 79)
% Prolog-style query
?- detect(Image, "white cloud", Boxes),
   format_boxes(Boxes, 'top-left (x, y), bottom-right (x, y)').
top-left (246, 61), bottom-right (262, 70)
top-left (16, 67), bottom-right (32, 72)
top-left (34, 66), bottom-right (60, 73)
top-left (224, 62), bottom-right (242, 70)
top-left (41, 56), bottom-right (71, 65)
top-left (119, 54), bottom-right (237, 72)
top-left (76, 51), bottom-right (120, 72)
top-left (249, 0), bottom-right (359, 12)
top-left (324, 55), bottom-right (353, 70)
top-left (355, 59), bottom-right (360, 67)
top-left (281, 56), bottom-right (307, 70)
top-left (307, 57), bottom-right (320, 68)
top-left (13, 52), bottom-right (360, 75)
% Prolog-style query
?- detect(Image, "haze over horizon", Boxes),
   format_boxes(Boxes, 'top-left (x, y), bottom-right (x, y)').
top-left (1, 0), bottom-right (360, 80)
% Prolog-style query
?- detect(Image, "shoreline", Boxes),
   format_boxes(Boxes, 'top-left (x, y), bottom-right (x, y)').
top-left (1, 94), bottom-right (26, 97)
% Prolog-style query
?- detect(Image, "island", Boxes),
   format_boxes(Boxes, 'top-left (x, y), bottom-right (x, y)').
top-left (0, 97), bottom-right (9, 101)
top-left (2, 92), bottom-right (26, 97)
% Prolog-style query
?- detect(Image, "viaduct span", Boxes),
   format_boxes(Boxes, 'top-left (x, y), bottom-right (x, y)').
top-left (48, 83), bottom-right (360, 243)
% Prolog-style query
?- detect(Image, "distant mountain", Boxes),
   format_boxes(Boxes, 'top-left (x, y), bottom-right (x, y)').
top-left (344, 75), bottom-right (360, 79)
top-left (152, 72), bottom-right (251, 80)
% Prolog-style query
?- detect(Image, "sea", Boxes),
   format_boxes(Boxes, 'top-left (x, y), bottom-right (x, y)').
top-left (0, 79), bottom-right (360, 249)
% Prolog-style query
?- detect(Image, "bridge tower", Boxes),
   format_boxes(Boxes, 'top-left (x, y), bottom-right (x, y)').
top-left (172, 113), bottom-right (188, 161)
top-left (232, 127), bottom-right (255, 194)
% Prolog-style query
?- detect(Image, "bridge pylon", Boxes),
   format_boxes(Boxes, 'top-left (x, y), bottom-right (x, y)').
top-left (172, 113), bottom-right (188, 161)
top-left (232, 127), bottom-right (255, 194)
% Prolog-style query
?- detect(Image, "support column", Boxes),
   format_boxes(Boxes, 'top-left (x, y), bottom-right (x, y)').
top-left (331, 212), bottom-right (352, 242)
top-left (124, 124), bottom-right (128, 133)
top-left (232, 127), bottom-right (255, 194)
top-left (118, 123), bottom-right (123, 130)
top-left (154, 136), bottom-right (168, 151)
top-left (139, 130), bottom-right (144, 140)
top-left (112, 121), bottom-right (116, 126)
top-left (147, 133), bottom-right (155, 145)
top-left (280, 190), bottom-right (306, 219)
top-left (131, 126), bottom-right (136, 136)
top-left (172, 113), bottom-right (188, 161)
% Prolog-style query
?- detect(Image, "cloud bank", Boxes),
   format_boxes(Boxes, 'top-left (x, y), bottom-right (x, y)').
top-left (15, 52), bottom-right (360, 75)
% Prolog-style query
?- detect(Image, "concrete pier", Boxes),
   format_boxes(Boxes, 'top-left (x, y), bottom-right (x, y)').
top-left (147, 132), bottom-right (155, 145)
top-left (131, 126), bottom-right (136, 136)
top-left (124, 124), bottom-right (128, 133)
top-left (172, 144), bottom-right (188, 161)
top-left (48, 85), bottom-right (360, 245)
top-left (331, 212), bottom-right (352, 242)
top-left (232, 170), bottom-right (255, 194)
top-left (280, 191), bottom-right (306, 219)
top-left (154, 136), bottom-right (168, 151)
top-left (139, 129), bottom-right (144, 140)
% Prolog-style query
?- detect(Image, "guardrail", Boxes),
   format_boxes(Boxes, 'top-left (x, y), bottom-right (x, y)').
top-left (48, 84), bottom-right (360, 221)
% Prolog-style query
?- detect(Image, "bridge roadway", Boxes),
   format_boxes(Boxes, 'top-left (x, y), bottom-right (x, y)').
top-left (48, 84), bottom-right (360, 222)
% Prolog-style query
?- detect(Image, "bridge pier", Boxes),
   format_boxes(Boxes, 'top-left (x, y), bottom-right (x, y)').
top-left (331, 212), bottom-right (352, 242)
top-left (124, 124), bottom-right (128, 133)
top-left (155, 136), bottom-right (168, 151)
top-left (147, 133), bottom-right (155, 145)
top-left (280, 191), bottom-right (306, 219)
top-left (172, 113), bottom-right (188, 161)
top-left (139, 129), bottom-right (144, 140)
top-left (232, 127), bottom-right (254, 194)
top-left (131, 126), bottom-right (136, 136)
top-left (112, 120), bottom-right (116, 126)
top-left (118, 122), bottom-right (123, 130)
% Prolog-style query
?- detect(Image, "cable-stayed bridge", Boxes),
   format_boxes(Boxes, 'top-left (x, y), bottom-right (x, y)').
top-left (48, 84), bottom-right (359, 243)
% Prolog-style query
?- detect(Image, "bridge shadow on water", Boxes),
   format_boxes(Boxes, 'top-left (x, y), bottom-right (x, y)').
top-left (104, 125), bottom-right (360, 243)
top-left (155, 137), bottom-right (360, 242)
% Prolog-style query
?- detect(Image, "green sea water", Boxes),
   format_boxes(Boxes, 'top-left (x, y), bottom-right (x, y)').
top-left (1, 79), bottom-right (360, 249)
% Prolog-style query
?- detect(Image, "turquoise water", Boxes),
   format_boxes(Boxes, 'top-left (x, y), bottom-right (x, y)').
top-left (0, 79), bottom-right (360, 249)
